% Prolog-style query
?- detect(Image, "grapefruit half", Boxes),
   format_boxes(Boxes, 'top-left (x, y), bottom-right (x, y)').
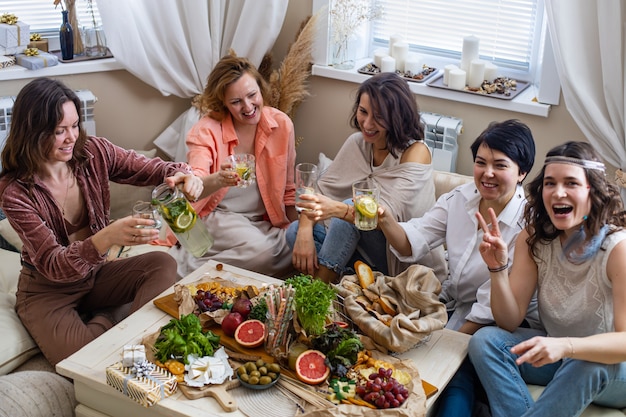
top-left (295, 350), bottom-right (330, 385)
top-left (234, 319), bottom-right (266, 348)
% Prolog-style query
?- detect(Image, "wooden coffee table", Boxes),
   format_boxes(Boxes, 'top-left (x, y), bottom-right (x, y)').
top-left (56, 260), bottom-right (469, 417)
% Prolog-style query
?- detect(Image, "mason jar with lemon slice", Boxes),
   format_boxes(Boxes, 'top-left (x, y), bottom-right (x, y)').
top-left (151, 184), bottom-right (214, 257)
top-left (352, 180), bottom-right (380, 231)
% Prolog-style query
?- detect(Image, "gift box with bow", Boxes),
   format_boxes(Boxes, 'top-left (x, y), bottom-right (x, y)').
top-left (106, 361), bottom-right (177, 407)
top-left (0, 21), bottom-right (30, 48)
top-left (16, 51), bottom-right (58, 70)
top-left (122, 344), bottom-right (146, 367)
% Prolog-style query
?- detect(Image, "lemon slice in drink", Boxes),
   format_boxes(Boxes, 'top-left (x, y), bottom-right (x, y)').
top-left (356, 196), bottom-right (378, 218)
top-left (236, 164), bottom-right (251, 180)
top-left (174, 211), bottom-right (195, 231)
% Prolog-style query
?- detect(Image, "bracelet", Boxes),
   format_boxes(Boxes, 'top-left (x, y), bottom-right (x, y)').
top-left (567, 337), bottom-right (575, 358)
top-left (342, 203), bottom-right (350, 219)
top-left (488, 263), bottom-right (509, 273)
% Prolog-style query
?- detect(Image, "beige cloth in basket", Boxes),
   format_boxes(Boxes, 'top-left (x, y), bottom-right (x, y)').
top-left (341, 264), bottom-right (447, 353)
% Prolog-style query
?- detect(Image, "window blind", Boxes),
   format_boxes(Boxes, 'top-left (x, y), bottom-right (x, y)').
top-left (370, 0), bottom-right (540, 73)
top-left (0, 0), bottom-right (102, 38)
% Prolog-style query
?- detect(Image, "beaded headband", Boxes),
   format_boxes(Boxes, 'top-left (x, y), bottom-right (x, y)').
top-left (544, 156), bottom-right (605, 172)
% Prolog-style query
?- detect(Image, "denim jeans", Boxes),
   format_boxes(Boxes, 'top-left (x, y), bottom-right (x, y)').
top-left (434, 358), bottom-right (481, 417)
top-left (286, 199), bottom-right (389, 275)
top-left (469, 326), bottom-right (626, 417)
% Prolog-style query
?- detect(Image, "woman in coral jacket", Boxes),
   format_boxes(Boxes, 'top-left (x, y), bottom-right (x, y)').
top-left (169, 55), bottom-right (298, 278)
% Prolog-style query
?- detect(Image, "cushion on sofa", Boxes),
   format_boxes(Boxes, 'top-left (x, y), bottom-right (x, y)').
top-left (0, 211), bottom-right (21, 252)
top-left (0, 249), bottom-right (39, 375)
top-left (0, 370), bottom-right (76, 417)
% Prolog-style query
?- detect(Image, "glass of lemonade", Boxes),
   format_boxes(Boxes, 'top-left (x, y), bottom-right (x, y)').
top-left (295, 162), bottom-right (318, 212)
top-left (132, 201), bottom-right (162, 229)
top-left (227, 154), bottom-right (256, 188)
top-left (352, 180), bottom-right (379, 231)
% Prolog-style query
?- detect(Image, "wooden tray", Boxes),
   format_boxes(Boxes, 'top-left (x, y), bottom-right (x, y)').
top-left (153, 292), bottom-right (439, 398)
top-left (51, 48), bottom-right (113, 63)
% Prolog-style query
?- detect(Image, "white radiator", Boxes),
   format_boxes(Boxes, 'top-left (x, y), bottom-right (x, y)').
top-left (421, 111), bottom-right (463, 173)
top-left (0, 90), bottom-right (97, 169)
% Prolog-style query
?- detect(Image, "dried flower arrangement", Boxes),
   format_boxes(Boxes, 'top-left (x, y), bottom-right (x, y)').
top-left (329, 0), bottom-right (382, 68)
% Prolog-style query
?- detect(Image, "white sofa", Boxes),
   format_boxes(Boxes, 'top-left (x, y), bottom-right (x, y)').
top-left (0, 170), bottom-right (623, 417)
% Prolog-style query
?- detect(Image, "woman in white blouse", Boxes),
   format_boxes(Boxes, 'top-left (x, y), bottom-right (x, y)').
top-left (378, 119), bottom-right (540, 417)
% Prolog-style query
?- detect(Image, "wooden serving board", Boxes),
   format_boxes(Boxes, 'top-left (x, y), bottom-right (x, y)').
top-left (178, 379), bottom-right (239, 411)
top-left (153, 292), bottom-right (439, 399)
top-left (154, 292), bottom-right (299, 379)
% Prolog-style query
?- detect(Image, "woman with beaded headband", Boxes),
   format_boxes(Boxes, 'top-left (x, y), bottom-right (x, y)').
top-left (470, 141), bottom-right (626, 416)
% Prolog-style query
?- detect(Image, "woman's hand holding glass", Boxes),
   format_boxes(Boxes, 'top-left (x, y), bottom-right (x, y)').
top-left (296, 193), bottom-right (342, 222)
top-left (218, 160), bottom-right (241, 188)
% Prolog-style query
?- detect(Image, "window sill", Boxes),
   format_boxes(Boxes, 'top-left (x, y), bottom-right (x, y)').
top-left (0, 56), bottom-right (124, 82)
top-left (312, 60), bottom-right (551, 118)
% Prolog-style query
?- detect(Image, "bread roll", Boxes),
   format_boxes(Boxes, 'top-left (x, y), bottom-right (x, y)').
top-left (378, 296), bottom-right (397, 316)
top-left (355, 261), bottom-right (375, 289)
top-left (341, 280), bottom-right (363, 296)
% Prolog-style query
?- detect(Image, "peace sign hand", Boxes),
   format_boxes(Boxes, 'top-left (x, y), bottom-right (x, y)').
top-left (476, 207), bottom-right (509, 270)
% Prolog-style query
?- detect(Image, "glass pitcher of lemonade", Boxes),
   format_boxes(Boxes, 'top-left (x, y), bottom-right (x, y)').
top-left (151, 184), bottom-right (213, 257)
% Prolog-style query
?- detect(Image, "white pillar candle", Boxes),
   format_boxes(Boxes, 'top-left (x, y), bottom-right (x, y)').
top-left (468, 59), bottom-right (486, 88)
top-left (392, 41), bottom-right (409, 72)
top-left (373, 49), bottom-right (388, 68)
top-left (484, 62), bottom-right (498, 82)
top-left (460, 35), bottom-right (480, 72)
top-left (404, 53), bottom-right (423, 75)
top-left (381, 56), bottom-right (396, 73)
top-left (389, 34), bottom-right (404, 56)
top-left (448, 68), bottom-right (467, 90)
top-left (443, 64), bottom-right (459, 85)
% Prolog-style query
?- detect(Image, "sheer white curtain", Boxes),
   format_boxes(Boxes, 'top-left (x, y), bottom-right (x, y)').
top-left (544, 0), bottom-right (626, 200)
top-left (98, 0), bottom-right (289, 161)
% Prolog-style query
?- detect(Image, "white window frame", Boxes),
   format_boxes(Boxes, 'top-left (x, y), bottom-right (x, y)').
top-left (0, 1), bottom-right (121, 81)
top-left (1, 0), bottom-right (103, 39)
top-left (311, 0), bottom-right (559, 118)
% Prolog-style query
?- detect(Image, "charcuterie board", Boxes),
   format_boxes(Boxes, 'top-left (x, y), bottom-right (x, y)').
top-left (153, 290), bottom-right (439, 398)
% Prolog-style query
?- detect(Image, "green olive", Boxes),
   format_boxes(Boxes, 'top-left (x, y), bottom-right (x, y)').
top-left (237, 366), bottom-right (247, 376)
top-left (256, 359), bottom-right (266, 368)
top-left (268, 363), bottom-right (281, 374)
top-left (259, 376), bottom-right (272, 385)
top-left (245, 362), bottom-right (257, 373)
top-left (239, 373), bottom-right (250, 383)
top-left (267, 372), bottom-right (278, 380)
top-left (249, 370), bottom-right (261, 378)
top-left (248, 376), bottom-right (260, 385)
top-left (258, 366), bottom-right (268, 375)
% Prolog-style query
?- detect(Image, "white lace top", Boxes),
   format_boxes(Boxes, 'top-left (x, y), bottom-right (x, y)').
top-left (535, 229), bottom-right (626, 337)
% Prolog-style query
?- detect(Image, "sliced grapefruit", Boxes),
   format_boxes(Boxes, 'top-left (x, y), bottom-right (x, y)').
top-left (234, 319), bottom-right (266, 348)
top-left (295, 350), bottom-right (330, 385)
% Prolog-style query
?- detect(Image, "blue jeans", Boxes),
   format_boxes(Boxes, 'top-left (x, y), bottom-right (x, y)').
top-left (469, 326), bottom-right (626, 417)
top-left (434, 358), bottom-right (481, 417)
top-left (286, 200), bottom-right (389, 275)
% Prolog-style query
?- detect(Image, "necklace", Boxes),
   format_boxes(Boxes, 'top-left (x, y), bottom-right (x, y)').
top-left (53, 166), bottom-right (73, 216)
